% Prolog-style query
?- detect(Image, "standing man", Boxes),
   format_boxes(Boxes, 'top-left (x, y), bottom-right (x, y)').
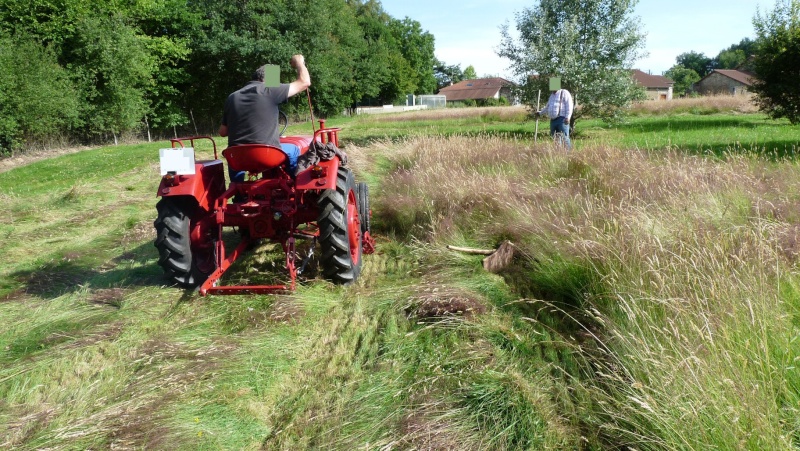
top-left (537, 83), bottom-right (574, 150)
top-left (219, 54), bottom-right (311, 180)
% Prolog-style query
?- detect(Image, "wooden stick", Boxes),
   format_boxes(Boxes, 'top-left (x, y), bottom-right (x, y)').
top-left (534, 89), bottom-right (541, 142)
top-left (446, 245), bottom-right (494, 255)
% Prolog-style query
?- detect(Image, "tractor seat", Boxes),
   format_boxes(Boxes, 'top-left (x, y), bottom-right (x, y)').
top-left (223, 144), bottom-right (286, 173)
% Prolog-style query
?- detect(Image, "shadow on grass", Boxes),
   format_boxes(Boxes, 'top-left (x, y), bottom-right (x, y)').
top-left (8, 240), bottom-right (170, 299)
top-left (592, 115), bottom-right (799, 159)
top-left (693, 140), bottom-right (800, 160)
top-left (627, 116), bottom-right (764, 132)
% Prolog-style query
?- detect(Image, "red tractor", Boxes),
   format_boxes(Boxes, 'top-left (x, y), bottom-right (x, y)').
top-left (153, 118), bottom-right (374, 295)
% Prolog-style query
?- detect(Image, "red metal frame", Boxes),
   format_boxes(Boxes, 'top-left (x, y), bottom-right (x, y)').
top-left (171, 135), bottom-right (218, 160)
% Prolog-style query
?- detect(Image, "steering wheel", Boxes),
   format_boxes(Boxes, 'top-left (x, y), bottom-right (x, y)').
top-left (279, 110), bottom-right (288, 136)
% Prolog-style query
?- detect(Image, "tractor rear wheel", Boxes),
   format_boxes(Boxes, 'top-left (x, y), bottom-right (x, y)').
top-left (356, 182), bottom-right (371, 235)
top-left (154, 197), bottom-right (216, 287)
top-left (317, 168), bottom-right (362, 284)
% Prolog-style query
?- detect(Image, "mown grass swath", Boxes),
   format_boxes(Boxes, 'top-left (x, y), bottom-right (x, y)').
top-left (1, 98), bottom-right (799, 448)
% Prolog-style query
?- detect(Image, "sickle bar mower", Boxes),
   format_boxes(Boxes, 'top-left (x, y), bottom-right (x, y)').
top-left (153, 123), bottom-right (375, 295)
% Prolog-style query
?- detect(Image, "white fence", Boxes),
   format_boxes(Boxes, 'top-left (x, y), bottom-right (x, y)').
top-left (354, 105), bottom-right (428, 115)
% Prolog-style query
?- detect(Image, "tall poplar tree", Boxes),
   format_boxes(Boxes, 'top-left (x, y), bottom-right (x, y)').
top-left (498, 0), bottom-right (646, 123)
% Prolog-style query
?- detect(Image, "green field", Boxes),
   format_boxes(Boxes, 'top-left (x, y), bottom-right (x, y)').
top-left (1, 102), bottom-right (800, 449)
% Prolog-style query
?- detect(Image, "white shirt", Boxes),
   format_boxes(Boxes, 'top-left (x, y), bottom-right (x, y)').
top-left (540, 89), bottom-right (573, 120)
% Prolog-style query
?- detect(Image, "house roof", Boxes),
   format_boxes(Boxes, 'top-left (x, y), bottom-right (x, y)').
top-left (700, 69), bottom-right (755, 86)
top-left (437, 77), bottom-right (515, 101)
top-left (631, 69), bottom-right (673, 89)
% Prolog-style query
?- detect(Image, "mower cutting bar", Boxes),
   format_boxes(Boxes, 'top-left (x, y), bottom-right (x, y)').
top-left (198, 228), bottom-right (299, 296)
top-left (204, 285), bottom-right (291, 295)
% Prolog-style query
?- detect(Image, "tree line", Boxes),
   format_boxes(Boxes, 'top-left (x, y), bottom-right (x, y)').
top-left (0, 0), bottom-right (438, 155)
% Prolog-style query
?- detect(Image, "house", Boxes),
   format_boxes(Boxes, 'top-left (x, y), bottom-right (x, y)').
top-left (437, 78), bottom-right (517, 104)
top-left (695, 69), bottom-right (754, 95)
top-left (631, 69), bottom-right (674, 100)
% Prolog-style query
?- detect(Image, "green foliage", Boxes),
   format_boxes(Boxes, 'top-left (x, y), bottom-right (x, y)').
top-left (751, 0), bottom-right (800, 124)
top-left (480, 97), bottom-right (509, 107)
top-left (675, 50), bottom-right (713, 77)
top-left (0, 0), bottom-right (441, 151)
top-left (0, 33), bottom-right (80, 155)
top-left (716, 48), bottom-right (747, 69)
top-left (64, 16), bottom-right (155, 136)
top-left (388, 17), bottom-right (437, 95)
top-left (434, 59), bottom-right (464, 90)
top-left (664, 65), bottom-right (701, 97)
top-left (129, 0), bottom-right (197, 131)
top-left (462, 65), bottom-right (477, 80)
top-left (499, 0), bottom-right (647, 123)
top-left (713, 37), bottom-right (758, 70)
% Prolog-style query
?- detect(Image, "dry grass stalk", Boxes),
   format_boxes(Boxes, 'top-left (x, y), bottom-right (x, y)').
top-left (630, 94), bottom-right (758, 115)
top-left (379, 133), bottom-right (800, 446)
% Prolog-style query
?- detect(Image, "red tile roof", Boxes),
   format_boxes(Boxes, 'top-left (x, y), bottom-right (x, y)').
top-left (631, 69), bottom-right (673, 88)
top-left (437, 77), bottom-right (515, 101)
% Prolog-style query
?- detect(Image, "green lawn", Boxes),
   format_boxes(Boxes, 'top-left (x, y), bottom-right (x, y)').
top-left (580, 113), bottom-right (798, 157)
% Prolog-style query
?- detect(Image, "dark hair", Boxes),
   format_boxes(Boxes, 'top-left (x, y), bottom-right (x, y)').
top-left (252, 65), bottom-right (266, 82)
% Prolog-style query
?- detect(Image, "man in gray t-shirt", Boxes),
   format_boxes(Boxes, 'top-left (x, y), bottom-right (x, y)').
top-left (219, 54), bottom-right (311, 180)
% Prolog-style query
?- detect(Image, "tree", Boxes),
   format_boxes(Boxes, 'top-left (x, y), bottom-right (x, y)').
top-left (388, 17), bottom-right (437, 95)
top-left (498, 0), bottom-right (646, 123)
top-left (712, 38), bottom-right (758, 70)
top-left (675, 51), bottom-right (713, 77)
top-left (351, 1), bottom-right (399, 105)
top-left (750, 0), bottom-right (800, 124)
top-left (463, 65), bottom-right (477, 80)
top-left (129, 0), bottom-right (198, 133)
top-left (63, 16), bottom-right (155, 140)
top-left (434, 59), bottom-right (463, 90)
top-left (716, 49), bottom-right (747, 69)
top-left (0, 33), bottom-right (80, 154)
top-left (664, 65), bottom-right (700, 97)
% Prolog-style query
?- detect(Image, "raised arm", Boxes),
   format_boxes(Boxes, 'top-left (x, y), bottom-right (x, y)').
top-left (288, 54), bottom-right (311, 98)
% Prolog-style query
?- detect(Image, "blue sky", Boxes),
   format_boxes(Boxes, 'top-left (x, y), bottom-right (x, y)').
top-left (380, 0), bottom-right (773, 79)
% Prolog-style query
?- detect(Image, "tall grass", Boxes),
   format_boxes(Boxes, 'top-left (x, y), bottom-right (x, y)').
top-left (630, 94), bottom-right (759, 115)
top-left (377, 134), bottom-right (800, 447)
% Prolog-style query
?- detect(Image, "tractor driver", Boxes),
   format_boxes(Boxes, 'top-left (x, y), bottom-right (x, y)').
top-left (219, 54), bottom-right (311, 182)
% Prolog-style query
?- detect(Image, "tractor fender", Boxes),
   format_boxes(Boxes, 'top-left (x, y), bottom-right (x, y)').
top-left (157, 159), bottom-right (226, 211)
top-left (294, 158), bottom-right (341, 191)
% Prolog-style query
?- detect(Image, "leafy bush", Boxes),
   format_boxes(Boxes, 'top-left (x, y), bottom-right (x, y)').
top-left (0, 34), bottom-right (80, 155)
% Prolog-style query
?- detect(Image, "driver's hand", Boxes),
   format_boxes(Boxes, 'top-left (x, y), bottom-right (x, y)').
top-left (290, 54), bottom-right (305, 68)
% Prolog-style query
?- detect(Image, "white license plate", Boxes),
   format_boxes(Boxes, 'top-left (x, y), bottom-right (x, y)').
top-left (159, 148), bottom-right (196, 175)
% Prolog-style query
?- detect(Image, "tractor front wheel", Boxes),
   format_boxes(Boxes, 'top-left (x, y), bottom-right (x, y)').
top-left (317, 168), bottom-right (362, 284)
top-left (154, 197), bottom-right (217, 287)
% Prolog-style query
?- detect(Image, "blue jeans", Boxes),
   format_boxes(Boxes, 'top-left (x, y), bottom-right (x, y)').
top-left (229, 143), bottom-right (301, 183)
top-left (549, 116), bottom-right (572, 150)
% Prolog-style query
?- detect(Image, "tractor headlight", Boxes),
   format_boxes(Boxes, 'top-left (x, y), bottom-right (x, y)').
top-left (310, 165), bottom-right (326, 179)
top-left (163, 171), bottom-right (177, 186)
